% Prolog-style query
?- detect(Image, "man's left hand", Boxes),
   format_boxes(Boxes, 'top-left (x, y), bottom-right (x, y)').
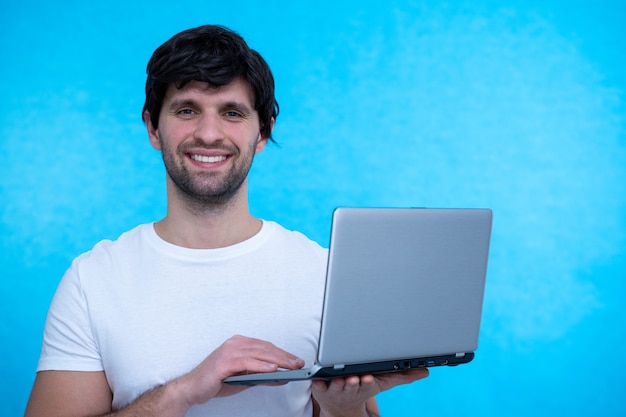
top-left (311, 369), bottom-right (429, 417)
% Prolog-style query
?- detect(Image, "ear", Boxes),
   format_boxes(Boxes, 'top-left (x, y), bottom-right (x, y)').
top-left (255, 118), bottom-right (275, 155)
top-left (143, 110), bottom-right (162, 150)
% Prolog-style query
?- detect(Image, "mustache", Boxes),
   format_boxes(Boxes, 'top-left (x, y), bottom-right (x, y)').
top-left (178, 139), bottom-right (239, 155)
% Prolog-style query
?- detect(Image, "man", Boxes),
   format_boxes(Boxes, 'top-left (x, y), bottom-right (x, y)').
top-left (25, 25), bottom-right (428, 416)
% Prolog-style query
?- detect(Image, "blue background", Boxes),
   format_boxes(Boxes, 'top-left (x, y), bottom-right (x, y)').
top-left (2, 1), bottom-right (625, 415)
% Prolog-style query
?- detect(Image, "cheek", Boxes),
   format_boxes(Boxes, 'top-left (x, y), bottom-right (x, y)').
top-left (152, 123), bottom-right (185, 151)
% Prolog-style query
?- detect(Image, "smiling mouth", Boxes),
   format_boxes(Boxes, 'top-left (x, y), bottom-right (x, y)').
top-left (190, 154), bottom-right (227, 163)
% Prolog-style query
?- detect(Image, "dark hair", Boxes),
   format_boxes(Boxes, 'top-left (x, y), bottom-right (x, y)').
top-left (143, 25), bottom-right (278, 141)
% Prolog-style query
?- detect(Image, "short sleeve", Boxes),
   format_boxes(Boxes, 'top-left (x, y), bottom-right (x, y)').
top-left (37, 258), bottom-right (103, 372)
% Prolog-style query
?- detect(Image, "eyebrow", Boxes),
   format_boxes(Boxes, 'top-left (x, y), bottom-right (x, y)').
top-left (221, 101), bottom-right (254, 115)
top-left (166, 98), bottom-right (255, 115)
top-left (167, 98), bottom-right (197, 111)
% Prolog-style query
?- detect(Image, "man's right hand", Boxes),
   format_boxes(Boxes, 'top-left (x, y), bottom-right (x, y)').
top-left (174, 334), bottom-right (305, 406)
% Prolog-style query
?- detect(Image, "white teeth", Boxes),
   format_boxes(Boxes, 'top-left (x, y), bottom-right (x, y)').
top-left (191, 154), bottom-right (227, 163)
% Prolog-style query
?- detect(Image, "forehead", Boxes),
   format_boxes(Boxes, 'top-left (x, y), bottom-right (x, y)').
top-left (163, 78), bottom-right (256, 108)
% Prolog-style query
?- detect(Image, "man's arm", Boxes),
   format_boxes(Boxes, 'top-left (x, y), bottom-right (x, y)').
top-left (25, 371), bottom-right (113, 417)
top-left (25, 369), bottom-right (194, 417)
top-left (25, 335), bottom-right (304, 417)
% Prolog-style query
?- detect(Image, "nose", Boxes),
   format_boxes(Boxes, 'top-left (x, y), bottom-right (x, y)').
top-left (193, 112), bottom-right (225, 143)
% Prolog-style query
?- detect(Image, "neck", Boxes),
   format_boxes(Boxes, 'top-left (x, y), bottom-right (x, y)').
top-left (154, 178), bottom-right (261, 249)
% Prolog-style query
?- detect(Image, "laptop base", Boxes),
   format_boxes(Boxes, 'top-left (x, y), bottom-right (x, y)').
top-left (224, 352), bottom-right (474, 386)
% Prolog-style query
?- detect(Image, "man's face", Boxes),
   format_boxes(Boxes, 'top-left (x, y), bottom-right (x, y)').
top-left (145, 78), bottom-right (269, 206)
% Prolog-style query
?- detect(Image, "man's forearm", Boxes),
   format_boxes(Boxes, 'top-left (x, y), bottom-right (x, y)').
top-left (314, 400), bottom-right (380, 417)
top-left (317, 408), bottom-right (377, 417)
top-left (106, 380), bottom-right (190, 417)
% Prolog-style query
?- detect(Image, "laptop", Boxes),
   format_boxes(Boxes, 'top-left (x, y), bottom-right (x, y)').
top-left (224, 207), bottom-right (493, 385)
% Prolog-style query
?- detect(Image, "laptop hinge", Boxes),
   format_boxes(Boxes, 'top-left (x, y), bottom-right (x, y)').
top-left (455, 352), bottom-right (466, 358)
top-left (333, 364), bottom-right (346, 370)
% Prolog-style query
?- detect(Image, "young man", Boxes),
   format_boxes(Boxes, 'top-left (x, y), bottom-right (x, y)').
top-left (25, 25), bottom-right (428, 417)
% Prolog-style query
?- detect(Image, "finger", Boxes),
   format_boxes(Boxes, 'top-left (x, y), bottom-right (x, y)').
top-left (224, 336), bottom-right (305, 371)
top-left (233, 357), bottom-right (280, 373)
top-left (373, 368), bottom-right (430, 391)
top-left (244, 349), bottom-right (303, 371)
top-left (343, 375), bottom-right (362, 389)
top-left (358, 374), bottom-right (375, 385)
top-left (398, 368), bottom-right (429, 382)
top-left (326, 375), bottom-right (363, 393)
top-left (311, 379), bottom-right (329, 393)
top-left (312, 374), bottom-right (375, 395)
top-left (311, 377), bottom-right (344, 394)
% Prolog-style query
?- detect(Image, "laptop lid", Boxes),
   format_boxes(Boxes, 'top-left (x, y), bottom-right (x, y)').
top-left (224, 207), bottom-right (492, 385)
top-left (317, 207), bottom-right (492, 367)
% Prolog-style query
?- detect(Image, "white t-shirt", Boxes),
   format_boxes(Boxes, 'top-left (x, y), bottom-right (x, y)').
top-left (37, 221), bottom-right (328, 416)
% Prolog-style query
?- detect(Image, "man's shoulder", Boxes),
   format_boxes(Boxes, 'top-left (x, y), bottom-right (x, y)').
top-left (264, 221), bottom-right (327, 254)
top-left (73, 223), bottom-right (152, 265)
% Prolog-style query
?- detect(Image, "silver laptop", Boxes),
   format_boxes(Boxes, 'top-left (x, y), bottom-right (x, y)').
top-left (225, 207), bottom-right (492, 385)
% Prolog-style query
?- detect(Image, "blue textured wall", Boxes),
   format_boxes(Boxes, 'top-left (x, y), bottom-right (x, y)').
top-left (2, 1), bottom-right (625, 415)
